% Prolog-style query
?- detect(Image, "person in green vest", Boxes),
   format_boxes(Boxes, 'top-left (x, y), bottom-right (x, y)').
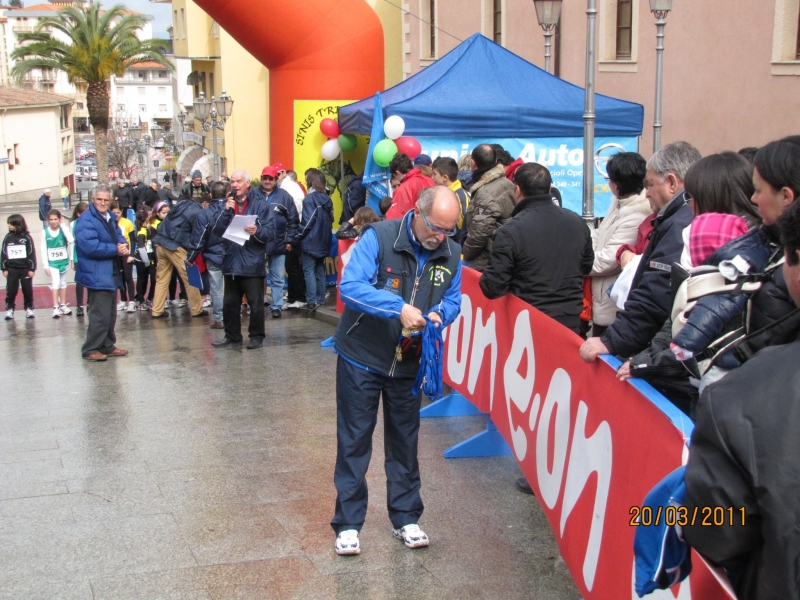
top-left (40, 209), bottom-right (74, 318)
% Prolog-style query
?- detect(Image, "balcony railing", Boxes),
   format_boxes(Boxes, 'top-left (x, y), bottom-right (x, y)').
top-left (63, 149), bottom-right (74, 165)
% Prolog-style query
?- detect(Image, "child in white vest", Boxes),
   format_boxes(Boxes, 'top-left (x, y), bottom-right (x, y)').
top-left (41, 209), bottom-right (74, 318)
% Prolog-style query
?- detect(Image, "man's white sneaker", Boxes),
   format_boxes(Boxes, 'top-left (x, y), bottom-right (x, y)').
top-left (335, 529), bottom-right (361, 555)
top-left (392, 524), bottom-right (429, 549)
top-left (117, 301), bottom-right (126, 311)
top-left (126, 301), bottom-right (136, 313)
top-left (26, 308), bottom-right (35, 319)
top-left (59, 304), bottom-right (72, 315)
top-left (52, 307), bottom-right (61, 319)
top-left (4, 309), bottom-right (13, 320)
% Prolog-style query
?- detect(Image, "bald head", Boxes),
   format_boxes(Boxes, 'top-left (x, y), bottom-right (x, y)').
top-left (412, 185), bottom-right (461, 250)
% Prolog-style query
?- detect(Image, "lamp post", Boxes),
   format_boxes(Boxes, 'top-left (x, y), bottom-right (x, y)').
top-left (150, 124), bottom-right (163, 181)
top-left (533, 0), bottom-right (562, 74)
top-left (582, 0), bottom-right (598, 224)
top-left (176, 111), bottom-right (187, 153)
top-left (193, 91), bottom-right (234, 181)
top-left (650, 0), bottom-right (674, 153)
top-left (127, 125), bottom-right (142, 182)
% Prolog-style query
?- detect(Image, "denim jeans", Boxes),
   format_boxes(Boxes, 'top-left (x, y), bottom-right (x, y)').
top-left (206, 261), bottom-right (223, 322)
top-left (268, 253), bottom-right (286, 311)
top-left (302, 253), bottom-right (326, 305)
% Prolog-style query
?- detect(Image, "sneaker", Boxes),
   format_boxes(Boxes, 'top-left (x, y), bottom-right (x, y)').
top-left (139, 302), bottom-right (149, 311)
top-left (305, 303), bottom-right (319, 316)
top-left (392, 524), bottom-right (429, 549)
top-left (126, 301), bottom-right (136, 313)
top-left (59, 304), bottom-right (72, 315)
top-left (52, 307), bottom-right (61, 319)
top-left (4, 309), bottom-right (12, 320)
top-left (285, 300), bottom-right (307, 309)
top-left (146, 300), bottom-right (154, 310)
top-left (335, 529), bottom-right (360, 556)
top-left (202, 297), bottom-right (212, 308)
top-left (76, 306), bottom-right (84, 317)
top-left (26, 308), bottom-right (35, 319)
top-left (325, 291), bottom-right (330, 300)
top-left (272, 309), bottom-right (281, 319)
top-left (178, 299), bottom-right (188, 308)
top-left (117, 301), bottom-right (126, 311)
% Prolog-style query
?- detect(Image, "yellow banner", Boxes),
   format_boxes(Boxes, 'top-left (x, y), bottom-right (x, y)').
top-left (293, 100), bottom-right (369, 224)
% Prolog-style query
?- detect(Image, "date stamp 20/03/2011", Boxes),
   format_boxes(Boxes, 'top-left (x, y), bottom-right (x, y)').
top-left (630, 505), bottom-right (746, 527)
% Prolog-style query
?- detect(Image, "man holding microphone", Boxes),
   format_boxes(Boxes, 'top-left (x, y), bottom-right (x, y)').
top-left (210, 169), bottom-right (275, 349)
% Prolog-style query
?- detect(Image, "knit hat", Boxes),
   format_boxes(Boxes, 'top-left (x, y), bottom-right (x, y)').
top-left (192, 170), bottom-right (202, 179)
top-left (689, 212), bottom-right (749, 266)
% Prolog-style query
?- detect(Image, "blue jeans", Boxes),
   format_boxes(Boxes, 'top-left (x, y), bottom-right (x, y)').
top-left (267, 253), bottom-right (286, 311)
top-left (302, 253), bottom-right (326, 305)
top-left (206, 261), bottom-right (223, 322)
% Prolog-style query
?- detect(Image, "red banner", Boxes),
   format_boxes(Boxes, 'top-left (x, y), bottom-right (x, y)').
top-left (442, 268), bottom-right (735, 600)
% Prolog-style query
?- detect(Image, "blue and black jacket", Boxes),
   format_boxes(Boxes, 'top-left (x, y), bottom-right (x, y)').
top-left (248, 185), bottom-right (299, 256)
top-left (212, 197), bottom-right (275, 277)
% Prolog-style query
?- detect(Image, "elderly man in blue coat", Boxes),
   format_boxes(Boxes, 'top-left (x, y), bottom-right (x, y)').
top-left (74, 185), bottom-right (130, 361)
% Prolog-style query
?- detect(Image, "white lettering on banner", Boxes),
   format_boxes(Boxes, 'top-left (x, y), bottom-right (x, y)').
top-left (535, 368), bottom-right (571, 510)
top-left (561, 401), bottom-right (612, 591)
top-left (518, 143), bottom-right (586, 168)
top-left (504, 311), bottom-right (536, 460)
top-left (447, 294), bottom-right (472, 385)
top-left (466, 306), bottom-right (498, 409)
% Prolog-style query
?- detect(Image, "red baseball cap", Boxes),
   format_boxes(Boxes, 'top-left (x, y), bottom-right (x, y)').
top-left (261, 165), bottom-right (279, 178)
top-left (272, 162), bottom-right (287, 173)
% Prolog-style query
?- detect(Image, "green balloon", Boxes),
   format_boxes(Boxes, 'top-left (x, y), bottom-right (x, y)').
top-left (373, 139), bottom-right (398, 167)
top-left (338, 134), bottom-right (358, 152)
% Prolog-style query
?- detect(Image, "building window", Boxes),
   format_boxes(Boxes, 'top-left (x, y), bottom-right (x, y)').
top-left (13, 144), bottom-right (19, 165)
top-left (419, 0), bottom-right (436, 60)
top-left (430, 0), bottom-right (436, 57)
top-left (158, 86), bottom-right (166, 96)
top-left (493, 0), bottom-right (502, 44)
top-left (116, 86), bottom-right (123, 95)
top-left (118, 104), bottom-right (125, 112)
top-left (771, 0), bottom-right (800, 75)
top-left (179, 9), bottom-right (186, 39)
top-left (616, 0), bottom-right (633, 60)
top-left (796, 7), bottom-right (800, 59)
top-left (159, 104), bottom-right (167, 112)
top-left (212, 21), bottom-right (219, 39)
top-left (158, 70), bottom-right (167, 79)
top-left (140, 105), bottom-right (147, 112)
top-left (76, 102), bottom-right (84, 109)
top-left (138, 87), bottom-right (146, 95)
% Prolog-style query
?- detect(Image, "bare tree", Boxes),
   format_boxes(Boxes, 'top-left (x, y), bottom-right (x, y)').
top-left (107, 112), bottom-right (138, 180)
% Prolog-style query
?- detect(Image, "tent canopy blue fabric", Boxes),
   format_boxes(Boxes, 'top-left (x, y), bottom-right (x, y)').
top-left (339, 33), bottom-right (643, 138)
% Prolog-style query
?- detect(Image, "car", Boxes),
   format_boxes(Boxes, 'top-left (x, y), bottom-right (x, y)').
top-left (89, 166), bottom-right (98, 181)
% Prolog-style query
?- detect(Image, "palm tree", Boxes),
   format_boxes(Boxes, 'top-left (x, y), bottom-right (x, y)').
top-left (11, 2), bottom-right (172, 185)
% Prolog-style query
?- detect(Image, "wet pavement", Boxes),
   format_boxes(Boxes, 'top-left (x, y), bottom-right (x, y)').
top-left (0, 306), bottom-right (580, 599)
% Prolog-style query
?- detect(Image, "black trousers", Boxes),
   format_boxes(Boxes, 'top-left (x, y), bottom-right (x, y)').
top-left (82, 289), bottom-right (118, 356)
top-left (286, 244), bottom-right (306, 303)
top-left (118, 259), bottom-right (135, 302)
top-left (223, 275), bottom-right (265, 343)
top-left (135, 262), bottom-right (156, 303)
top-left (75, 282), bottom-right (85, 307)
top-left (168, 270), bottom-right (187, 300)
top-left (5, 268), bottom-right (33, 310)
top-left (331, 356), bottom-right (424, 534)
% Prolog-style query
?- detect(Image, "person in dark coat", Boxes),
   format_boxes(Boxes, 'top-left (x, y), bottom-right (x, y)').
top-left (139, 180), bottom-right (160, 208)
top-left (479, 161), bottom-right (594, 333)
top-left (340, 174), bottom-right (367, 225)
top-left (211, 169), bottom-right (275, 349)
top-left (682, 199), bottom-right (800, 600)
top-left (38, 189), bottom-right (52, 223)
top-left (580, 141), bottom-right (701, 363)
top-left (181, 170), bottom-right (210, 201)
top-left (294, 168), bottom-right (334, 313)
top-left (73, 185), bottom-right (129, 361)
top-left (113, 181), bottom-right (135, 211)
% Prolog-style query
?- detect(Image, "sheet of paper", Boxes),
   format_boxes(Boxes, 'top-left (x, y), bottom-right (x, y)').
top-left (222, 215), bottom-right (257, 246)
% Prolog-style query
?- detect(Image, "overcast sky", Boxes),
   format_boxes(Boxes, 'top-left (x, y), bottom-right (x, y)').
top-left (103, 0), bottom-right (172, 39)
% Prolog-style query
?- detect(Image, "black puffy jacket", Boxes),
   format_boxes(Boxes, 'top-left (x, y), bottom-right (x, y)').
top-left (211, 197), bottom-right (275, 277)
top-left (295, 191), bottom-right (333, 258)
top-left (340, 175), bottom-right (366, 225)
top-left (248, 186), bottom-right (299, 255)
top-left (602, 192), bottom-right (694, 357)
top-left (153, 199), bottom-right (202, 252)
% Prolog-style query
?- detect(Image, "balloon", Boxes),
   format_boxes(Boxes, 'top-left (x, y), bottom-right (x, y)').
top-left (320, 118), bottom-right (340, 138)
top-left (394, 136), bottom-right (422, 160)
top-left (383, 115), bottom-right (405, 140)
top-left (373, 139), bottom-right (398, 167)
top-left (321, 138), bottom-right (341, 161)
top-left (337, 134), bottom-right (358, 152)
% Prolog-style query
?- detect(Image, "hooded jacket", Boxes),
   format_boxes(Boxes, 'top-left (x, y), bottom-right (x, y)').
top-left (212, 196), bottom-right (275, 277)
top-left (340, 174), bottom-right (367, 224)
top-left (601, 191), bottom-right (694, 357)
top-left (38, 194), bottom-right (51, 221)
top-left (152, 199), bottom-right (202, 252)
top-left (479, 193), bottom-right (594, 331)
top-left (590, 190), bottom-right (651, 326)
top-left (187, 198), bottom-right (226, 265)
top-left (462, 164), bottom-right (516, 271)
top-left (295, 191), bottom-right (334, 258)
top-left (74, 203), bottom-right (127, 291)
top-left (385, 168), bottom-right (435, 221)
top-left (248, 185), bottom-right (299, 256)
top-left (683, 336), bottom-right (800, 600)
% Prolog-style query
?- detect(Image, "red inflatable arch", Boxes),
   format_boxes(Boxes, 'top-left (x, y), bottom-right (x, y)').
top-left (193, 0), bottom-right (385, 165)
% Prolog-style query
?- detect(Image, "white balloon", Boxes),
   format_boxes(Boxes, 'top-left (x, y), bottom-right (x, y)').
top-left (321, 138), bottom-right (341, 161)
top-left (383, 115), bottom-right (405, 140)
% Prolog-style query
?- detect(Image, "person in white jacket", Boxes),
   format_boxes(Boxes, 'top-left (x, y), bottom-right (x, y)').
top-left (590, 152), bottom-right (651, 336)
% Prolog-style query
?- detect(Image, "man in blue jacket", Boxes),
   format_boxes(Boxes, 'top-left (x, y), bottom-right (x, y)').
top-left (211, 169), bottom-right (275, 349)
top-left (74, 185), bottom-right (130, 361)
top-left (580, 141), bottom-right (700, 362)
top-left (187, 180), bottom-right (228, 329)
top-left (249, 165), bottom-right (299, 318)
top-left (38, 189), bottom-right (52, 224)
top-left (330, 186), bottom-right (463, 556)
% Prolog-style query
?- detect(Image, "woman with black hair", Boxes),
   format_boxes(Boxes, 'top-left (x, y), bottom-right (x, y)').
top-left (2, 214), bottom-right (36, 320)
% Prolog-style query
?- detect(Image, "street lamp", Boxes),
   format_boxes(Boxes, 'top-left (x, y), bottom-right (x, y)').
top-left (127, 125), bottom-right (142, 141)
top-left (193, 90), bottom-right (234, 181)
top-left (176, 111), bottom-right (187, 152)
top-left (581, 0), bottom-right (598, 224)
top-left (650, 0), bottom-right (674, 153)
top-left (533, 0), bottom-right (562, 74)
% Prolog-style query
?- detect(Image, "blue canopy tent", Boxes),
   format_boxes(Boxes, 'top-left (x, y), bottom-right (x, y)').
top-left (338, 33), bottom-right (643, 138)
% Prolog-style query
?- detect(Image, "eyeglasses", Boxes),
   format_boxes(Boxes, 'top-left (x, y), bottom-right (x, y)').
top-left (261, 176), bottom-right (276, 181)
top-left (420, 210), bottom-right (457, 237)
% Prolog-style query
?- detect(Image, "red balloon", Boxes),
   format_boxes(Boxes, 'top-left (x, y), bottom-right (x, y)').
top-left (394, 136), bottom-right (422, 160)
top-left (320, 118), bottom-right (340, 138)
